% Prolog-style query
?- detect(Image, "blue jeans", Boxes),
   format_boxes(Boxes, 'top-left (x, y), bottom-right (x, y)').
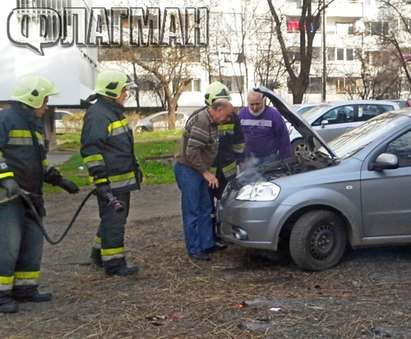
top-left (174, 163), bottom-right (215, 255)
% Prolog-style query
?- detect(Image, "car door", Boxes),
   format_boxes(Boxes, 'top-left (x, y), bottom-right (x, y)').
top-left (312, 104), bottom-right (357, 142)
top-left (361, 129), bottom-right (411, 237)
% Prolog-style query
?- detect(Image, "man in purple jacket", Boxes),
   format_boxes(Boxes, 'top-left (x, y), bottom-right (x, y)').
top-left (239, 91), bottom-right (292, 164)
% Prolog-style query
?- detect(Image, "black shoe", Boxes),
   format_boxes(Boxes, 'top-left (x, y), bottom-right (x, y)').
top-left (189, 252), bottom-right (211, 261)
top-left (14, 292), bottom-right (53, 303)
top-left (106, 265), bottom-right (139, 277)
top-left (205, 243), bottom-right (227, 253)
top-left (90, 248), bottom-right (103, 268)
top-left (0, 300), bottom-right (19, 313)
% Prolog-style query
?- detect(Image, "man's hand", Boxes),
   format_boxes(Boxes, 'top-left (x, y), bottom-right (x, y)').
top-left (1, 178), bottom-right (20, 198)
top-left (202, 171), bottom-right (219, 189)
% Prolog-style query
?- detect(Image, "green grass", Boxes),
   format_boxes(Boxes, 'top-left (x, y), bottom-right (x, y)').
top-left (56, 130), bottom-right (182, 151)
top-left (47, 131), bottom-right (181, 193)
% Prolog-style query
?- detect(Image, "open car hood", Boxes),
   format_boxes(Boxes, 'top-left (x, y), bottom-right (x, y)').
top-left (254, 86), bottom-right (337, 159)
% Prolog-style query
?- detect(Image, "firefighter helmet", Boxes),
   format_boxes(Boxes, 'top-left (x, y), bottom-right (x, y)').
top-left (205, 81), bottom-right (231, 106)
top-left (95, 70), bottom-right (136, 99)
top-left (11, 75), bottom-right (58, 109)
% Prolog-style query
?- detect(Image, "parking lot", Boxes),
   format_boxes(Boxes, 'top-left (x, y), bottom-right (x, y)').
top-left (1, 185), bottom-right (411, 338)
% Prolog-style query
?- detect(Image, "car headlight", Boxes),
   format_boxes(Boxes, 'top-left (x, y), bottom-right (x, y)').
top-left (236, 182), bottom-right (281, 201)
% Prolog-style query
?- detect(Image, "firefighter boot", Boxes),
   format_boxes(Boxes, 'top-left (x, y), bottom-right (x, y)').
top-left (90, 247), bottom-right (103, 268)
top-left (0, 292), bottom-right (19, 313)
top-left (13, 287), bottom-right (52, 303)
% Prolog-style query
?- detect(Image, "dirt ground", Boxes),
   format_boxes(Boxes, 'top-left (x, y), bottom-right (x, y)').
top-left (1, 184), bottom-right (411, 338)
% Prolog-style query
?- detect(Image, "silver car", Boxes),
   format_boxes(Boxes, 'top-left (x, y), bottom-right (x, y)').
top-left (219, 86), bottom-right (411, 271)
top-left (290, 100), bottom-right (400, 155)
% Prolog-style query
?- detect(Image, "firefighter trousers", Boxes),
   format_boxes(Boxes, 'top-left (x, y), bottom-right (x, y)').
top-left (0, 197), bottom-right (44, 303)
top-left (92, 191), bottom-right (130, 273)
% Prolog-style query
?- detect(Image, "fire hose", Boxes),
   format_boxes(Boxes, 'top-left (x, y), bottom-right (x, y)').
top-left (13, 189), bottom-right (124, 245)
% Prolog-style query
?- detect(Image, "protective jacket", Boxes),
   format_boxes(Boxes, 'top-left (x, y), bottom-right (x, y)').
top-left (81, 96), bottom-right (141, 192)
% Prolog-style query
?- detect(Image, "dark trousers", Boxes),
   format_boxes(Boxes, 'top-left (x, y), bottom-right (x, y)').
top-left (0, 197), bottom-right (44, 302)
top-left (174, 163), bottom-right (215, 256)
top-left (93, 191), bottom-right (130, 272)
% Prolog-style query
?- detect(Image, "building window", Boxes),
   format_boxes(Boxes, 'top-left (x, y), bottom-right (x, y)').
top-left (365, 21), bottom-right (389, 35)
top-left (287, 18), bottom-right (300, 32)
top-left (337, 48), bottom-right (344, 61)
top-left (307, 77), bottom-right (322, 93)
top-left (210, 76), bottom-right (244, 93)
top-left (335, 77), bottom-right (359, 94)
top-left (336, 22), bottom-right (354, 35)
top-left (346, 48), bottom-right (354, 61)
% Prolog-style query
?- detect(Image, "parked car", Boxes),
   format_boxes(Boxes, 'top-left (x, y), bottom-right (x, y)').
top-left (134, 111), bottom-right (189, 132)
top-left (292, 103), bottom-right (321, 114)
top-left (383, 99), bottom-right (411, 109)
top-left (290, 100), bottom-right (400, 155)
top-left (55, 110), bottom-right (73, 134)
top-left (218, 86), bottom-right (411, 271)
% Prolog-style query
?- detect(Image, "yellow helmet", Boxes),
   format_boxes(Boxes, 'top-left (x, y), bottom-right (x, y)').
top-left (95, 70), bottom-right (136, 99)
top-left (205, 81), bottom-right (230, 106)
top-left (12, 75), bottom-right (58, 109)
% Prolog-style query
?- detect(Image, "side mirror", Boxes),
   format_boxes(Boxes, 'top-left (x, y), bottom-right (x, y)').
top-left (321, 120), bottom-right (329, 128)
top-left (372, 153), bottom-right (399, 171)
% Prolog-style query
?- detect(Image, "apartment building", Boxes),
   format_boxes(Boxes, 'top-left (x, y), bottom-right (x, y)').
top-left (100, 0), bottom-right (411, 108)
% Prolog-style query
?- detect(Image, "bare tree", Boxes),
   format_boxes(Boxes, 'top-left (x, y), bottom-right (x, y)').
top-left (254, 15), bottom-right (286, 89)
top-left (377, 0), bottom-right (411, 90)
top-left (267, 0), bottom-right (336, 104)
top-left (344, 50), bottom-right (401, 99)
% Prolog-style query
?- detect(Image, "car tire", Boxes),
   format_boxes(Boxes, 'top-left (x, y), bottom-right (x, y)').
top-left (289, 210), bottom-right (347, 271)
top-left (291, 138), bottom-right (309, 158)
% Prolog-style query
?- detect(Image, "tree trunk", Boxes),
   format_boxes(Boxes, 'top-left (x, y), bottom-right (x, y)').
top-left (290, 78), bottom-right (307, 104)
top-left (167, 99), bottom-right (177, 129)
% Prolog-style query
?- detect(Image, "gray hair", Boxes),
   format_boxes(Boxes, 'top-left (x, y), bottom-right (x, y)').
top-left (247, 91), bottom-right (264, 101)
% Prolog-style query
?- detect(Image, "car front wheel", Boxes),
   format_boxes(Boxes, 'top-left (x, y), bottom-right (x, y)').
top-left (289, 210), bottom-right (347, 271)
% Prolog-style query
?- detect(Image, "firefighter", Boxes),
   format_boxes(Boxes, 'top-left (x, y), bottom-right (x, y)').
top-left (209, 94), bottom-right (245, 239)
top-left (0, 75), bottom-right (79, 314)
top-left (81, 70), bottom-right (143, 276)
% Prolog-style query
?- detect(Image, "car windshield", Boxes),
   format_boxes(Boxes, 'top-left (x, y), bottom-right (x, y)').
top-left (301, 104), bottom-right (332, 122)
top-left (325, 113), bottom-right (408, 159)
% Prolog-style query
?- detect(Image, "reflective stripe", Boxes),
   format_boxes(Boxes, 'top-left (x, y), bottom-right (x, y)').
top-left (15, 271), bottom-right (40, 280)
top-left (35, 132), bottom-right (45, 145)
top-left (95, 236), bottom-right (102, 249)
top-left (83, 154), bottom-right (104, 163)
top-left (101, 247), bottom-right (124, 256)
top-left (101, 247), bottom-right (125, 261)
top-left (84, 154), bottom-right (106, 169)
top-left (8, 138), bottom-right (33, 146)
top-left (90, 177), bottom-right (109, 185)
top-left (9, 130), bottom-right (32, 138)
top-left (111, 126), bottom-right (129, 136)
top-left (240, 119), bottom-right (272, 127)
top-left (0, 275), bottom-right (14, 290)
top-left (232, 143), bottom-right (245, 153)
top-left (14, 271), bottom-right (40, 286)
top-left (108, 119), bottom-right (129, 136)
top-left (109, 171), bottom-right (135, 183)
top-left (222, 162), bottom-right (237, 177)
top-left (42, 159), bottom-right (49, 168)
top-left (218, 123), bottom-right (234, 132)
top-left (8, 130), bottom-right (44, 146)
top-left (210, 167), bottom-right (217, 175)
top-left (0, 172), bottom-right (14, 179)
top-left (101, 253), bottom-right (125, 261)
top-left (90, 171), bottom-right (136, 187)
top-left (111, 177), bottom-right (136, 189)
